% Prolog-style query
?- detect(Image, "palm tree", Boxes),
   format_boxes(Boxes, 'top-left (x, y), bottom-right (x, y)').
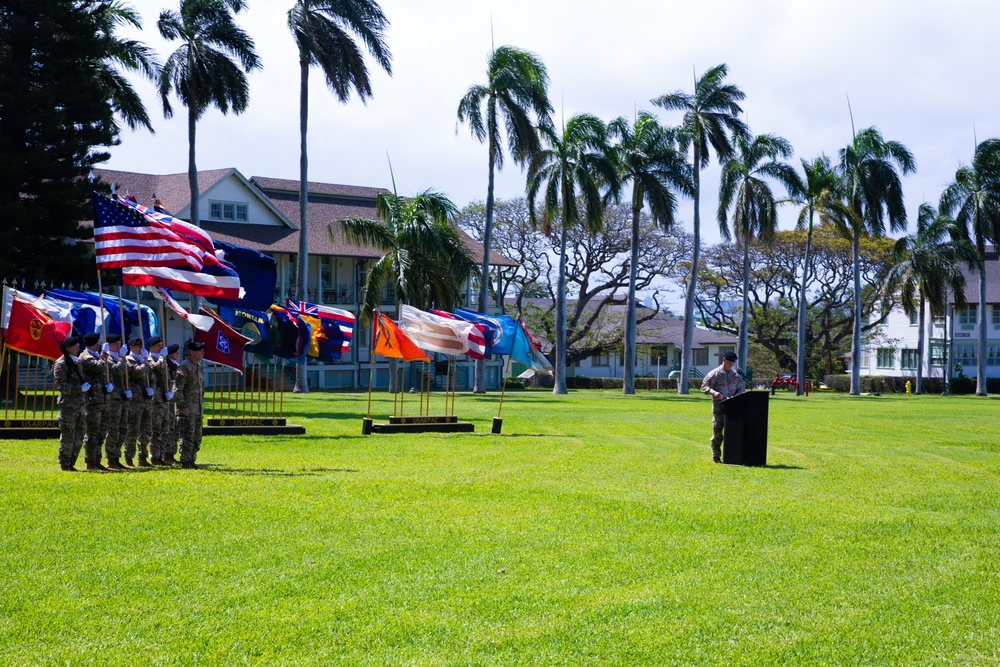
top-left (91, 0), bottom-right (161, 132)
top-left (837, 126), bottom-right (915, 395)
top-left (457, 45), bottom-right (552, 392)
top-left (889, 204), bottom-right (977, 393)
top-left (784, 155), bottom-right (855, 394)
top-left (527, 114), bottom-right (618, 395)
top-left (717, 133), bottom-right (799, 370)
top-left (158, 0), bottom-right (261, 228)
top-left (340, 190), bottom-right (476, 323)
top-left (607, 112), bottom-right (693, 394)
top-left (939, 138), bottom-right (1000, 396)
top-left (287, 0), bottom-right (391, 393)
top-left (652, 64), bottom-right (748, 393)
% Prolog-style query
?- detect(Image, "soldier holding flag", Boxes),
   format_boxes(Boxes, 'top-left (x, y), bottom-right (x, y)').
top-left (54, 335), bottom-right (88, 471)
top-left (78, 332), bottom-right (111, 471)
top-left (173, 340), bottom-right (205, 469)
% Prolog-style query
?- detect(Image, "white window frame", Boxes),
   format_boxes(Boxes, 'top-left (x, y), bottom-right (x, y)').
top-left (876, 348), bottom-right (895, 369)
top-left (900, 349), bottom-right (919, 370)
top-left (208, 200), bottom-right (249, 222)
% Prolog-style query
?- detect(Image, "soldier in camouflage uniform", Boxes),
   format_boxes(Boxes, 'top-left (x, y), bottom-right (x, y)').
top-left (54, 335), bottom-right (88, 471)
top-left (163, 343), bottom-right (181, 464)
top-left (173, 340), bottom-right (205, 469)
top-left (145, 336), bottom-right (172, 465)
top-left (124, 336), bottom-right (154, 467)
top-left (78, 332), bottom-right (111, 471)
top-left (701, 351), bottom-right (745, 464)
top-left (102, 334), bottom-right (130, 470)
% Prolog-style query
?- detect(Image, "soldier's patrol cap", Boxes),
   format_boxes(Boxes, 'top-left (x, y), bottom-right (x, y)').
top-left (186, 340), bottom-right (205, 351)
top-left (62, 335), bottom-right (81, 348)
top-left (146, 336), bottom-right (162, 348)
top-left (106, 333), bottom-right (122, 344)
top-left (723, 351), bottom-right (738, 361)
top-left (128, 335), bottom-right (143, 347)
top-left (82, 332), bottom-right (101, 346)
top-left (167, 343), bottom-right (180, 354)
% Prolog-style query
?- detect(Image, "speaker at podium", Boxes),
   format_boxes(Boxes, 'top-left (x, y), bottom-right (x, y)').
top-left (720, 391), bottom-right (769, 466)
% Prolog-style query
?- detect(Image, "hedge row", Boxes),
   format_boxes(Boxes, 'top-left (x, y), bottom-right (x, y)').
top-left (822, 374), bottom-right (1000, 394)
top-left (521, 376), bottom-right (679, 390)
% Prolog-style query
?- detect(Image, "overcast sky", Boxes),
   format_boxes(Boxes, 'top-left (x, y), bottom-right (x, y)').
top-left (107, 0), bottom-right (1000, 247)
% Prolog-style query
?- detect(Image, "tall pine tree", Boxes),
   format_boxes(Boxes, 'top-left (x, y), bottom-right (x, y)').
top-left (0, 0), bottom-right (119, 282)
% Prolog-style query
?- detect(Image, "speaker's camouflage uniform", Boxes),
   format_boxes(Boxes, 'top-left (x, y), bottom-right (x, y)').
top-left (701, 364), bottom-right (745, 460)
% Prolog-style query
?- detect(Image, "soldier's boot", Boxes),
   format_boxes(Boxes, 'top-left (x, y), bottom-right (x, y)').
top-left (86, 461), bottom-right (108, 471)
top-left (124, 457), bottom-right (135, 468)
top-left (181, 461), bottom-right (196, 469)
top-left (138, 456), bottom-right (152, 467)
top-left (107, 458), bottom-right (126, 471)
top-left (60, 464), bottom-right (78, 472)
top-left (151, 457), bottom-right (167, 466)
top-left (163, 454), bottom-right (177, 465)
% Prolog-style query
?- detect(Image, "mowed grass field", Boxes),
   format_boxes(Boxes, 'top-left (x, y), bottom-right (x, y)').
top-left (2, 389), bottom-right (1000, 666)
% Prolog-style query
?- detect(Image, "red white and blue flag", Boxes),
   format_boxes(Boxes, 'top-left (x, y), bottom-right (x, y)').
top-left (284, 299), bottom-right (354, 358)
top-left (92, 192), bottom-right (242, 301)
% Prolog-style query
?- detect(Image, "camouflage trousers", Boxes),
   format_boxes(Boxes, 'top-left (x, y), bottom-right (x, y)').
top-left (163, 402), bottom-right (178, 457)
top-left (103, 400), bottom-right (127, 459)
top-left (710, 406), bottom-right (725, 459)
top-left (124, 400), bottom-right (152, 460)
top-left (177, 406), bottom-right (203, 464)
top-left (58, 402), bottom-right (86, 467)
top-left (148, 401), bottom-right (170, 459)
top-left (83, 402), bottom-right (109, 464)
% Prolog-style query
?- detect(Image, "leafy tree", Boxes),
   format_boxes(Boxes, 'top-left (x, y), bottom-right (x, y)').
top-left (717, 132), bottom-right (799, 369)
top-left (340, 190), bottom-right (476, 323)
top-left (287, 0), bottom-right (391, 393)
top-left (158, 0), bottom-right (261, 228)
top-left (527, 114), bottom-right (618, 394)
top-left (939, 138), bottom-right (1000, 395)
top-left (836, 126), bottom-right (915, 394)
top-left (92, 0), bottom-right (161, 132)
top-left (888, 203), bottom-right (977, 393)
top-left (0, 0), bottom-right (118, 282)
top-left (607, 112), bottom-right (692, 394)
top-left (457, 45), bottom-right (551, 392)
top-left (682, 228), bottom-right (899, 379)
top-left (782, 155), bottom-right (854, 394)
top-left (652, 63), bottom-right (748, 393)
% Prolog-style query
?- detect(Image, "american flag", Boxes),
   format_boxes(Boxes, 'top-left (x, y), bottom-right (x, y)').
top-left (285, 299), bottom-right (354, 355)
top-left (92, 192), bottom-right (242, 301)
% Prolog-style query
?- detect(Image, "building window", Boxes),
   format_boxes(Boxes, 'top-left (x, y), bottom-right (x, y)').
top-left (209, 200), bottom-right (248, 222)
top-left (717, 345), bottom-right (735, 361)
top-left (989, 345), bottom-right (1000, 366)
top-left (993, 306), bottom-right (1000, 329)
top-left (592, 353), bottom-right (610, 367)
top-left (693, 348), bottom-right (709, 366)
top-left (909, 311), bottom-right (918, 326)
top-left (932, 314), bottom-right (946, 327)
top-left (959, 305), bottom-right (977, 329)
top-left (900, 349), bottom-right (919, 370)
top-left (876, 348), bottom-right (895, 369)
top-left (859, 348), bottom-right (870, 369)
top-left (956, 344), bottom-right (976, 367)
top-left (929, 339), bottom-right (945, 366)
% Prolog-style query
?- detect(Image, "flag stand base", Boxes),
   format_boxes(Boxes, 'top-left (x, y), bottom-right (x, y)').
top-left (370, 415), bottom-right (474, 434)
top-left (492, 417), bottom-right (503, 434)
top-left (362, 417), bottom-right (373, 435)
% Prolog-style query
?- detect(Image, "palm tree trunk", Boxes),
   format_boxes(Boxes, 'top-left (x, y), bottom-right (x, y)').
top-left (850, 232), bottom-right (862, 395)
top-left (553, 220), bottom-right (569, 395)
top-left (679, 143), bottom-right (701, 394)
top-left (977, 254), bottom-right (987, 396)
top-left (473, 108), bottom-right (498, 394)
top-left (738, 234), bottom-right (750, 368)
top-left (294, 57), bottom-right (310, 394)
top-left (187, 104), bottom-right (199, 227)
top-left (623, 201), bottom-right (640, 395)
top-left (795, 214), bottom-right (814, 396)
top-left (916, 292), bottom-right (926, 394)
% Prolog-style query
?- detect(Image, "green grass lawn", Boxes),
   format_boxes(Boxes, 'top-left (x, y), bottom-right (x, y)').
top-left (2, 389), bottom-right (1000, 666)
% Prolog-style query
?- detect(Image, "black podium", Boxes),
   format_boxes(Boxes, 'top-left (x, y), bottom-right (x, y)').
top-left (721, 391), bottom-right (769, 466)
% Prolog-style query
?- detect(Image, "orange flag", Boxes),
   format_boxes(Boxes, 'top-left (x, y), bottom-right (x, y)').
top-left (5, 297), bottom-right (73, 361)
top-left (373, 312), bottom-right (428, 362)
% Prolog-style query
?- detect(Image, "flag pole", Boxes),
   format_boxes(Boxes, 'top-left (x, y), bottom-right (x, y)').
top-left (2, 346), bottom-right (10, 419)
top-left (96, 270), bottom-right (110, 385)
top-left (279, 358), bottom-right (285, 419)
top-left (494, 355), bottom-right (513, 434)
top-left (116, 284), bottom-right (129, 395)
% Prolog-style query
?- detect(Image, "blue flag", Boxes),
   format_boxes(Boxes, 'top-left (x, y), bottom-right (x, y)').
top-left (209, 240), bottom-right (277, 312)
top-left (454, 308), bottom-right (519, 356)
top-left (220, 306), bottom-right (272, 359)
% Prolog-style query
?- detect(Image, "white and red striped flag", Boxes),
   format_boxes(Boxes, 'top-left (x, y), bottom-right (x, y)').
top-left (398, 304), bottom-right (487, 358)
